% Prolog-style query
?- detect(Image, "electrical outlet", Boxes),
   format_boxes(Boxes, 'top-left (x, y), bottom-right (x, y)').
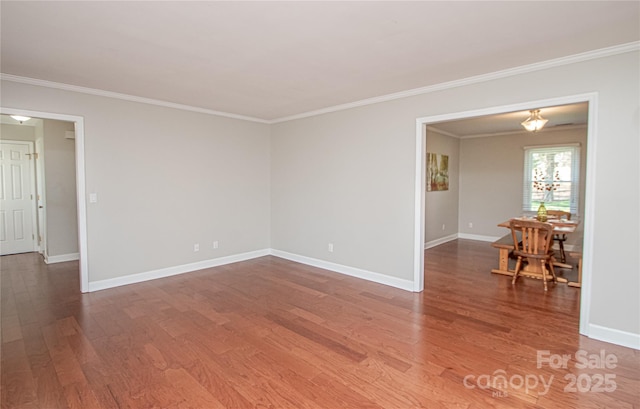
top-left (442, 224), bottom-right (445, 231)
top-left (328, 243), bottom-right (334, 252)
top-left (213, 241), bottom-right (219, 249)
top-left (194, 243), bottom-right (199, 252)
top-left (468, 222), bottom-right (473, 228)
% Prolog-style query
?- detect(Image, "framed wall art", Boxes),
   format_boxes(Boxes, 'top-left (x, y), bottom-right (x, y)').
top-left (427, 152), bottom-right (449, 191)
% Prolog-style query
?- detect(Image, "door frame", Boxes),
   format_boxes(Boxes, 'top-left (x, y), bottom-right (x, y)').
top-left (34, 133), bottom-right (46, 256)
top-left (1, 107), bottom-right (89, 293)
top-left (414, 92), bottom-right (598, 337)
top-left (0, 139), bottom-right (38, 255)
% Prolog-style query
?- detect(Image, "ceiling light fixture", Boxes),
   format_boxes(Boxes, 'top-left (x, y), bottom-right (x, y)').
top-left (10, 115), bottom-right (31, 124)
top-left (521, 109), bottom-right (548, 133)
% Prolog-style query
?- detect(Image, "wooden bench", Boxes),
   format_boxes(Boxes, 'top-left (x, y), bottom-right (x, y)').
top-left (568, 247), bottom-right (582, 288)
top-left (491, 234), bottom-right (516, 276)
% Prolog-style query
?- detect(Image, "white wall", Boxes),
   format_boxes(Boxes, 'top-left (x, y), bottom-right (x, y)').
top-left (425, 128), bottom-right (459, 244)
top-left (271, 51), bottom-right (639, 344)
top-left (42, 119), bottom-right (78, 257)
top-left (271, 108), bottom-right (417, 282)
top-left (1, 122), bottom-right (35, 141)
top-left (0, 81), bottom-right (272, 284)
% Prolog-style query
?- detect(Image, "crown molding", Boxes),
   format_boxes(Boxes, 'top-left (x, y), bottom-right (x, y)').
top-left (0, 73), bottom-right (270, 124)
top-left (271, 41), bottom-right (640, 124)
top-left (426, 125), bottom-right (460, 138)
top-left (2, 41), bottom-right (637, 125)
top-left (427, 123), bottom-right (587, 140)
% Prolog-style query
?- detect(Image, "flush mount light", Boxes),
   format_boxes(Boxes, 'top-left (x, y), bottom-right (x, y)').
top-left (521, 109), bottom-right (548, 132)
top-left (10, 115), bottom-right (31, 124)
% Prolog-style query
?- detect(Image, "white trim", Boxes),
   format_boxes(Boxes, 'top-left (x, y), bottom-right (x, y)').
top-left (425, 234), bottom-right (582, 251)
top-left (2, 42), bottom-right (637, 125)
top-left (457, 233), bottom-right (501, 242)
top-left (523, 142), bottom-right (581, 150)
top-left (414, 121), bottom-right (426, 291)
top-left (588, 324), bottom-right (640, 351)
top-left (0, 107), bottom-right (89, 292)
top-left (88, 249), bottom-right (270, 292)
top-left (464, 124), bottom-right (587, 140)
top-left (424, 234), bottom-right (458, 249)
top-left (579, 95), bottom-right (598, 338)
top-left (45, 252), bottom-right (80, 264)
top-left (429, 233), bottom-right (581, 253)
top-left (74, 117), bottom-right (89, 292)
top-left (522, 144), bottom-right (581, 215)
top-left (34, 129), bottom-right (46, 256)
top-left (273, 42), bottom-right (638, 123)
top-left (426, 125), bottom-right (460, 139)
top-left (0, 74), bottom-right (269, 124)
top-left (271, 249), bottom-right (415, 292)
top-left (89, 247), bottom-right (416, 293)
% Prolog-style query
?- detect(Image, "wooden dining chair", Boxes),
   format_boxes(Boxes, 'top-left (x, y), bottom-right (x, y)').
top-left (509, 218), bottom-right (558, 291)
top-left (546, 210), bottom-right (571, 263)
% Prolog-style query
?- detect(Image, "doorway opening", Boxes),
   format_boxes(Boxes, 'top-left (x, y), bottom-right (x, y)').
top-left (1, 107), bottom-right (88, 292)
top-left (414, 93), bottom-right (598, 337)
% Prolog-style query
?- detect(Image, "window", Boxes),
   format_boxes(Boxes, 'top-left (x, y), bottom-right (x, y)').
top-left (523, 144), bottom-right (580, 214)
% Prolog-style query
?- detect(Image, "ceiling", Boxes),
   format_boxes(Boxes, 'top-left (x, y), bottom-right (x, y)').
top-left (0, 114), bottom-right (41, 127)
top-left (1, 2), bottom-right (638, 122)
top-left (429, 102), bottom-right (589, 138)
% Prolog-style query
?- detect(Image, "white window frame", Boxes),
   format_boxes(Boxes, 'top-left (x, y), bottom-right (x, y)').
top-left (523, 144), bottom-right (580, 215)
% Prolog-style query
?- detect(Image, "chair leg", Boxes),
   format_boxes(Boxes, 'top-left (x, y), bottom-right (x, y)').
top-left (541, 260), bottom-right (558, 292)
top-left (512, 257), bottom-right (522, 285)
top-left (548, 260), bottom-right (558, 283)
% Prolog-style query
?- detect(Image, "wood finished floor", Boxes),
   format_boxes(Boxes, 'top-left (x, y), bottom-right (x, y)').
top-left (2, 239), bottom-right (638, 408)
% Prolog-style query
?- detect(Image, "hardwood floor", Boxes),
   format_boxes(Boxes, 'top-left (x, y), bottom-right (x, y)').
top-left (2, 239), bottom-right (638, 408)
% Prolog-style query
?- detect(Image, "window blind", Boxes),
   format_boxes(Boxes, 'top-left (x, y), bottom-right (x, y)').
top-left (522, 144), bottom-right (580, 215)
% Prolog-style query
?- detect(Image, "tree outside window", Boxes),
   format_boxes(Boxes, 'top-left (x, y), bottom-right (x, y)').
top-left (523, 145), bottom-right (580, 214)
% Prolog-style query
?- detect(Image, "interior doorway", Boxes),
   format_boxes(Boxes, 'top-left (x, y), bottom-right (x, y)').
top-left (1, 116), bottom-right (78, 263)
top-left (414, 93), bottom-right (598, 337)
top-left (0, 107), bottom-right (88, 292)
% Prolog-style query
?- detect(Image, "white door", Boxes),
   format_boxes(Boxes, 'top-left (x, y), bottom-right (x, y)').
top-left (0, 142), bottom-right (37, 255)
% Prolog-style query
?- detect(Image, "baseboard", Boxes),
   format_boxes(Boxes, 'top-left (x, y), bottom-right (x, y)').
top-left (88, 249), bottom-right (270, 292)
top-left (587, 324), bottom-right (640, 350)
top-left (87, 247), bottom-right (415, 293)
top-left (424, 234), bottom-right (459, 249)
top-left (270, 249), bottom-right (415, 292)
top-left (83, 245), bottom-right (639, 351)
top-left (457, 233), bottom-right (501, 242)
top-left (455, 233), bottom-right (579, 255)
top-left (45, 252), bottom-right (80, 264)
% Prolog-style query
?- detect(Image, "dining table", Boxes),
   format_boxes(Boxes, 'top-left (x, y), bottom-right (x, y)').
top-left (491, 216), bottom-right (580, 284)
